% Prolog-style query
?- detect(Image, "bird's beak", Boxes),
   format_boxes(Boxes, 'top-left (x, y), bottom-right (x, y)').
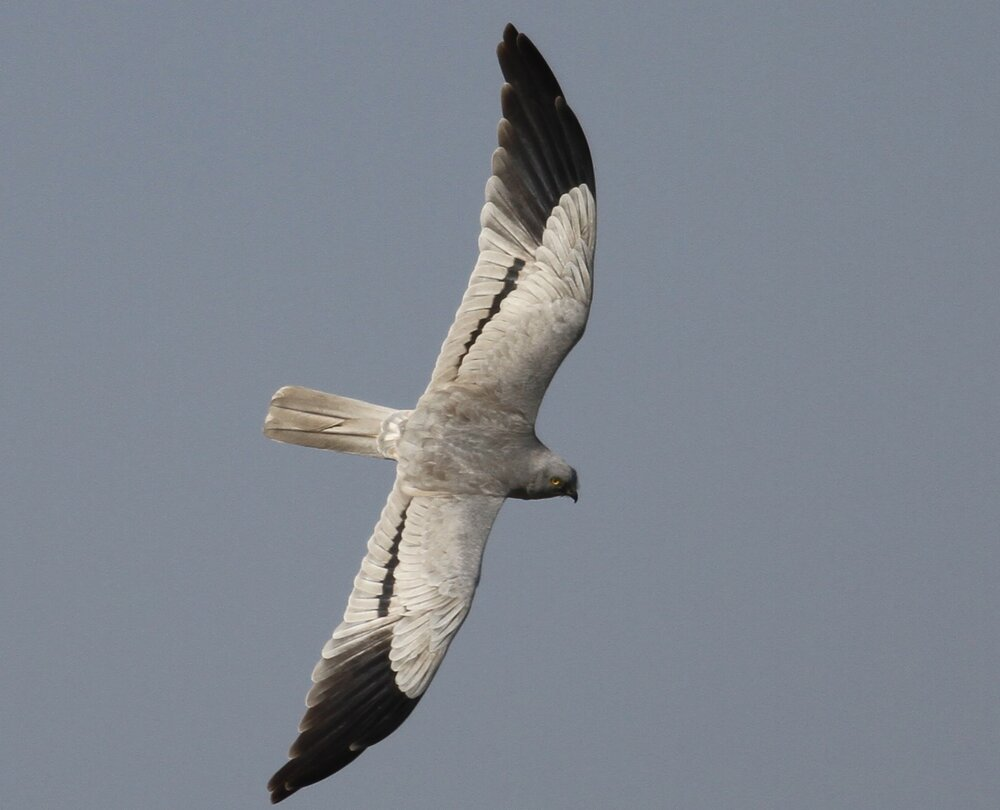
top-left (567, 488), bottom-right (578, 503)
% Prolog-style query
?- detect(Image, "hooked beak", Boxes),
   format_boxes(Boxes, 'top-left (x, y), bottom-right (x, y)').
top-left (567, 487), bottom-right (578, 503)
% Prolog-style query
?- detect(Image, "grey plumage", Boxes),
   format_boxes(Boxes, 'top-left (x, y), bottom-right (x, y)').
top-left (264, 386), bottom-right (404, 457)
top-left (266, 23), bottom-right (596, 803)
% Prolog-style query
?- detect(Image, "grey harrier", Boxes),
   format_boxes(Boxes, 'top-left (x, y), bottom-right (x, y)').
top-left (265, 23), bottom-right (596, 803)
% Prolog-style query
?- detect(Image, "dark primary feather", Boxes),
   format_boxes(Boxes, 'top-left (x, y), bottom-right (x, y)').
top-left (268, 625), bottom-right (420, 803)
top-left (496, 23), bottom-right (596, 219)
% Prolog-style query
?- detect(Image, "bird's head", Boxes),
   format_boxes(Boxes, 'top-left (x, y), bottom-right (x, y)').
top-left (511, 454), bottom-right (578, 502)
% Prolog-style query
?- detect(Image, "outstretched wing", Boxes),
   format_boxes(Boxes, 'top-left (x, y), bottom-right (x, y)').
top-left (425, 24), bottom-right (596, 420)
top-left (268, 481), bottom-right (504, 803)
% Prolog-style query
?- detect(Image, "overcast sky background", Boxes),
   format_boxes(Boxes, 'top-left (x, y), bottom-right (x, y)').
top-left (4, 3), bottom-right (998, 808)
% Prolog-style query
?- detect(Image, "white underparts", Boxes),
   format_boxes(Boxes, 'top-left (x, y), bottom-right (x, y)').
top-left (377, 411), bottom-right (410, 459)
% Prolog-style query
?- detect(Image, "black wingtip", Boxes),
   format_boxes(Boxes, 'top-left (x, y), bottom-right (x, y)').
top-left (501, 22), bottom-right (518, 48)
top-left (494, 23), bottom-right (595, 201)
top-left (268, 760), bottom-right (301, 803)
top-left (267, 745), bottom-right (365, 803)
top-left (266, 626), bottom-right (421, 803)
top-left (268, 783), bottom-right (292, 804)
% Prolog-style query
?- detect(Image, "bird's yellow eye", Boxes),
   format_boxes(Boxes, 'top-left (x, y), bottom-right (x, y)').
top-left (550, 476), bottom-right (562, 487)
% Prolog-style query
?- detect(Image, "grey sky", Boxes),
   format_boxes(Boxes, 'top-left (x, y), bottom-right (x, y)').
top-left (3, 3), bottom-right (998, 808)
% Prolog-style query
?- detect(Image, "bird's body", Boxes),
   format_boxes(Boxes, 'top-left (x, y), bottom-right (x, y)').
top-left (265, 24), bottom-right (595, 803)
top-left (399, 385), bottom-right (554, 496)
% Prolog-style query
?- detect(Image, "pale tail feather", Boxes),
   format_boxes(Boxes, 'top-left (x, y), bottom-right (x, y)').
top-left (264, 386), bottom-right (398, 457)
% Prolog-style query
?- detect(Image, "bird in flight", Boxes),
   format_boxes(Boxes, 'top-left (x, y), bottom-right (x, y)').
top-left (264, 23), bottom-right (596, 803)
